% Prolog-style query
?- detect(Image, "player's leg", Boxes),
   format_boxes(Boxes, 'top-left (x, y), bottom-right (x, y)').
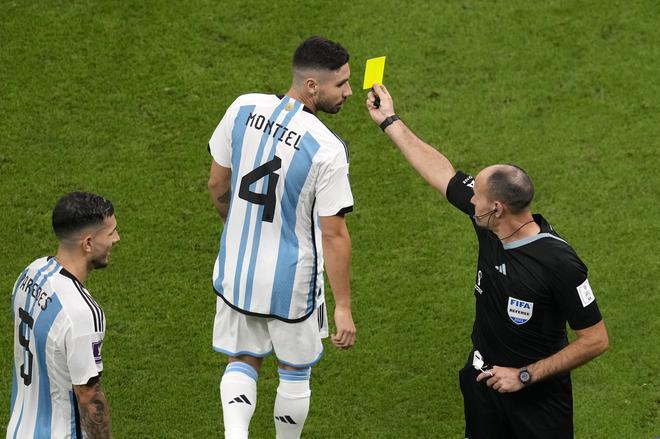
top-left (214, 298), bottom-right (273, 439)
top-left (273, 364), bottom-right (312, 439)
top-left (220, 356), bottom-right (262, 439)
top-left (270, 303), bottom-right (327, 439)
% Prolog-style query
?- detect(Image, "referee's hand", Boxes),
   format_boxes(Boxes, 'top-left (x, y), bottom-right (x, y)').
top-left (476, 366), bottom-right (525, 393)
top-left (332, 306), bottom-right (356, 350)
top-left (366, 83), bottom-right (396, 125)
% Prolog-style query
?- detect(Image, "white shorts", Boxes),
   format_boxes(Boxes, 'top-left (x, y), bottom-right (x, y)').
top-left (213, 297), bottom-right (328, 368)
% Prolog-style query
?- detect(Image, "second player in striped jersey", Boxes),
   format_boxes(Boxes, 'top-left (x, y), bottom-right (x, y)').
top-left (7, 192), bottom-right (119, 439)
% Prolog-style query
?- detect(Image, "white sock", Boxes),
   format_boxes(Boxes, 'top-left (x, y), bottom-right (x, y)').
top-left (274, 368), bottom-right (311, 439)
top-left (220, 362), bottom-right (258, 439)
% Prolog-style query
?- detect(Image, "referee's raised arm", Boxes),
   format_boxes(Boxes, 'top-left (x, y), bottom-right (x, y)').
top-left (366, 84), bottom-right (456, 197)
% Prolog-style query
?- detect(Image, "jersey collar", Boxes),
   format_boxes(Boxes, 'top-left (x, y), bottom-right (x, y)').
top-left (59, 265), bottom-right (85, 286)
top-left (277, 95), bottom-right (314, 114)
top-left (502, 214), bottom-right (566, 249)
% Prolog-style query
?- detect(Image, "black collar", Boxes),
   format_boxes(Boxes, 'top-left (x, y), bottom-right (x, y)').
top-left (54, 260), bottom-right (85, 287)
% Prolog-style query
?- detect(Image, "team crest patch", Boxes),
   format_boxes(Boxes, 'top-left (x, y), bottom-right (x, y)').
top-left (507, 297), bottom-right (534, 325)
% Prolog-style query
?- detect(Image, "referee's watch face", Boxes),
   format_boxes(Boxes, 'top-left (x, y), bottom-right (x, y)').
top-left (315, 63), bottom-right (352, 114)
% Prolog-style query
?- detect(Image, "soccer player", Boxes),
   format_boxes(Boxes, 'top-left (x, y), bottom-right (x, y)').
top-left (207, 36), bottom-right (356, 438)
top-left (366, 84), bottom-right (609, 438)
top-left (7, 192), bottom-right (119, 438)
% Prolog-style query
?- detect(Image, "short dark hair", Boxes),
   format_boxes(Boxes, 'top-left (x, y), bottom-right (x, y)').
top-left (52, 192), bottom-right (114, 240)
top-left (292, 36), bottom-right (349, 71)
top-left (487, 165), bottom-right (535, 214)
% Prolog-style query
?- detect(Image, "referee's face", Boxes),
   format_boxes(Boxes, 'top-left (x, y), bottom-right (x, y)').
top-left (315, 63), bottom-right (352, 114)
top-left (90, 215), bottom-right (120, 269)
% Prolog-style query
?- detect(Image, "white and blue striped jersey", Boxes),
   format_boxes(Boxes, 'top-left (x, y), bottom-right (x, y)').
top-left (209, 94), bottom-right (353, 322)
top-left (7, 257), bottom-right (106, 439)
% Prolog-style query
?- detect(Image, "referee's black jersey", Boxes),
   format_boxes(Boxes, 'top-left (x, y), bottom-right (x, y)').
top-left (447, 171), bottom-right (602, 367)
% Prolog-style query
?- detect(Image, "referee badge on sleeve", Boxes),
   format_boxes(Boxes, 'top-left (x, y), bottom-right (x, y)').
top-left (577, 279), bottom-right (595, 307)
top-left (507, 296), bottom-right (534, 325)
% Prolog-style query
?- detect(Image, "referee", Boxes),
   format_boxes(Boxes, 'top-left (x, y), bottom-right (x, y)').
top-left (366, 84), bottom-right (608, 438)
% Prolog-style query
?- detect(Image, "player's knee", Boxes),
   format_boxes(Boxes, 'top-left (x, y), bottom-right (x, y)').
top-left (277, 368), bottom-right (311, 398)
top-left (231, 355), bottom-right (263, 372)
top-left (222, 361), bottom-right (259, 386)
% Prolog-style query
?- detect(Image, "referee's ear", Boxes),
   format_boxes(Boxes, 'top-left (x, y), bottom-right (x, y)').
top-left (494, 201), bottom-right (505, 218)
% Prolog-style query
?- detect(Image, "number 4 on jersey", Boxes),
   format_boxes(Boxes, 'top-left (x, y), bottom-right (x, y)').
top-left (239, 156), bottom-right (282, 223)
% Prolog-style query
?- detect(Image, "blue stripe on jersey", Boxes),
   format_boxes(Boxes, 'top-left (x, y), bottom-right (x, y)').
top-left (10, 270), bottom-right (28, 421)
top-left (12, 408), bottom-right (24, 439)
top-left (10, 366), bottom-right (17, 423)
top-left (270, 132), bottom-right (322, 317)
top-left (244, 98), bottom-right (302, 310)
top-left (69, 391), bottom-right (77, 438)
top-left (312, 211), bottom-right (322, 314)
top-left (11, 269), bottom-right (28, 319)
top-left (28, 261), bottom-right (60, 315)
top-left (306, 210), bottom-right (318, 315)
top-left (33, 294), bottom-right (63, 436)
top-left (214, 104), bottom-right (255, 302)
top-left (230, 105), bottom-right (257, 192)
top-left (234, 97), bottom-right (289, 309)
top-left (22, 258), bottom-right (56, 317)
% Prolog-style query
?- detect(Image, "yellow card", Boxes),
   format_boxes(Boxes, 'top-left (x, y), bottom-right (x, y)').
top-left (363, 56), bottom-right (386, 90)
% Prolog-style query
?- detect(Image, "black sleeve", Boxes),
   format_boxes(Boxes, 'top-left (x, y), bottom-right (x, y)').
top-left (446, 171), bottom-right (476, 216)
top-left (336, 206), bottom-right (353, 216)
top-left (83, 373), bottom-right (102, 387)
top-left (552, 250), bottom-right (602, 330)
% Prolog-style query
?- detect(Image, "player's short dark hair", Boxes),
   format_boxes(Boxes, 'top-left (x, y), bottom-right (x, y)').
top-left (292, 36), bottom-right (349, 71)
top-left (52, 192), bottom-right (114, 240)
top-left (487, 164), bottom-right (535, 214)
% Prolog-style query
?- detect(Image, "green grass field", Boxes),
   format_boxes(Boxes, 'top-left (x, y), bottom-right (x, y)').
top-left (1, 1), bottom-right (659, 437)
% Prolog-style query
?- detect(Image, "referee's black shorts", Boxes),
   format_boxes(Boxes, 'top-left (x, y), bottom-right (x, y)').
top-left (459, 353), bottom-right (574, 439)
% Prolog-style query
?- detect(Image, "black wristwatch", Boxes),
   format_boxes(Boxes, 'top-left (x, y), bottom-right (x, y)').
top-left (379, 114), bottom-right (400, 132)
top-left (518, 366), bottom-right (532, 385)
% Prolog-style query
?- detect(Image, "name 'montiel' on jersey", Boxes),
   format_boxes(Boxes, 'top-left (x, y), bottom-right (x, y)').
top-left (209, 94), bottom-right (353, 322)
top-left (7, 256), bottom-right (105, 438)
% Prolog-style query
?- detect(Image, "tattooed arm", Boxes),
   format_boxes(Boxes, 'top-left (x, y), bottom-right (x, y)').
top-left (208, 160), bottom-right (232, 221)
top-left (73, 377), bottom-right (112, 438)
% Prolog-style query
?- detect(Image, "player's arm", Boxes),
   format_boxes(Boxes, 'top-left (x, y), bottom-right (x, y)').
top-left (319, 214), bottom-right (356, 350)
top-left (478, 320), bottom-right (609, 392)
top-left (208, 160), bottom-right (232, 220)
top-left (73, 376), bottom-right (112, 438)
top-left (366, 84), bottom-right (456, 197)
